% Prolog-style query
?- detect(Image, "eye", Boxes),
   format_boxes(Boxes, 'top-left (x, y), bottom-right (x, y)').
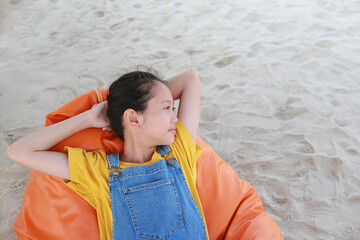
top-left (164, 106), bottom-right (176, 111)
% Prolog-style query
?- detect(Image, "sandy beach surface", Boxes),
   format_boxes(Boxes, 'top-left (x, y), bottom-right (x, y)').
top-left (1, 0), bottom-right (360, 239)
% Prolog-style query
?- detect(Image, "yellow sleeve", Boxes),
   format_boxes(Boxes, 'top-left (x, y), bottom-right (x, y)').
top-left (170, 120), bottom-right (203, 180)
top-left (170, 121), bottom-right (209, 239)
top-left (62, 147), bottom-right (109, 208)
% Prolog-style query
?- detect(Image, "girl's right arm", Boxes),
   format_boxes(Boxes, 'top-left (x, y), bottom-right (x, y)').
top-left (166, 70), bottom-right (201, 144)
top-left (6, 101), bottom-right (110, 180)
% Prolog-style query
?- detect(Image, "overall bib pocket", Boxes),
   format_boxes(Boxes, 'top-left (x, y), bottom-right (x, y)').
top-left (122, 178), bottom-right (184, 239)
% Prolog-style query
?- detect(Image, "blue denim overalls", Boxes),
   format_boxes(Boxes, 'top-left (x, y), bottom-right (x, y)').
top-left (107, 145), bottom-right (207, 240)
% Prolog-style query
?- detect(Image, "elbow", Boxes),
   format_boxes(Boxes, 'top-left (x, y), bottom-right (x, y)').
top-left (186, 69), bottom-right (201, 88)
top-left (7, 144), bottom-right (16, 162)
top-left (186, 69), bottom-right (200, 82)
top-left (7, 143), bottom-right (22, 164)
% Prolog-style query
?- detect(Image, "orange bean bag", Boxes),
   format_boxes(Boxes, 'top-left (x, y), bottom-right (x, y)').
top-left (14, 88), bottom-right (282, 240)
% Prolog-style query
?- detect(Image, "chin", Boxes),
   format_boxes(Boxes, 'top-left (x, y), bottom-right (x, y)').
top-left (163, 135), bottom-right (175, 146)
top-left (154, 132), bottom-right (175, 146)
top-left (163, 138), bottom-right (174, 146)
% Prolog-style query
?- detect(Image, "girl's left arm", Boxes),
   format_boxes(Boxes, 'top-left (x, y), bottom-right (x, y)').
top-left (6, 101), bottom-right (110, 179)
top-left (166, 70), bottom-right (201, 144)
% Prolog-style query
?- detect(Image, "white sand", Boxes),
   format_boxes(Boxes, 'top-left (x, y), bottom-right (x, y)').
top-left (1, 0), bottom-right (360, 239)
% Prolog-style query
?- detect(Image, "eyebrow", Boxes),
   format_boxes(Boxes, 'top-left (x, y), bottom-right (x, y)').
top-left (161, 100), bottom-right (173, 104)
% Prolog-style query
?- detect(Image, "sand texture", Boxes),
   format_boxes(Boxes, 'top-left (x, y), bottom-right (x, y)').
top-left (1, 0), bottom-right (360, 239)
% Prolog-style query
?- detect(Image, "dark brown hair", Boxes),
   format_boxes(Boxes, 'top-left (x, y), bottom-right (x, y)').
top-left (106, 66), bottom-right (167, 141)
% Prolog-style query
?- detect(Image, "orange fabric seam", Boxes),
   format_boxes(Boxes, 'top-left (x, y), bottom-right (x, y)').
top-left (93, 88), bottom-right (103, 103)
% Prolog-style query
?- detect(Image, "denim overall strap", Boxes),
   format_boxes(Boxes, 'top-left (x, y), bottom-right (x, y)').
top-left (157, 145), bottom-right (175, 166)
top-left (107, 148), bottom-right (207, 240)
top-left (107, 153), bottom-right (120, 169)
top-left (156, 145), bottom-right (171, 156)
top-left (107, 153), bottom-right (120, 177)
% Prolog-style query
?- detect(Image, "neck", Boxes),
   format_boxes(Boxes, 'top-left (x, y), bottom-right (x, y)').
top-left (120, 135), bottom-right (156, 164)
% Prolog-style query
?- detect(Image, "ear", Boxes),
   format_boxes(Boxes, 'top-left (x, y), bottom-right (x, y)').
top-left (123, 109), bottom-right (141, 128)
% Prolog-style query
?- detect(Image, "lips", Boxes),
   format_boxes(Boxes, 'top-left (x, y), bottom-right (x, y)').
top-left (168, 128), bottom-right (176, 134)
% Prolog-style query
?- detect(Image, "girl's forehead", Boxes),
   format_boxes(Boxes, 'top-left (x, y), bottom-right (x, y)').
top-left (151, 83), bottom-right (173, 102)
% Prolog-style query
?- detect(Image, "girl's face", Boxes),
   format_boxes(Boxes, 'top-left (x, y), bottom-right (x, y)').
top-left (139, 82), bottom-right (178, 146)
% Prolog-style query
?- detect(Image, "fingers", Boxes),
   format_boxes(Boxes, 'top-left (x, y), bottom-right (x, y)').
top-left (102, 126), bottom-right (113, 131)
top-left (92, 101), bottom-right (108, 109)
top-left (87, 101), bottom-right (111, 129)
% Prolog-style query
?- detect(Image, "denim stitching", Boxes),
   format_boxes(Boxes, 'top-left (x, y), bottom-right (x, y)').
top-left (107, 149), bottom-right (206, 239)
top-left (109, 180), bottom-right (117, 240)
top-left (124, 194), bottom-right (139, 236)
top-left (118, 160), bottom-right (180, 181)
top-left (123, 178), bottom-right (183, 239)
top-left (122, 178), bottom-right (172, 194)
top-left (176, 159), bottom-right (207, 239)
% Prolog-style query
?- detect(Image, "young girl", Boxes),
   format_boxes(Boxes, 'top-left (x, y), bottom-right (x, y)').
top-left (7, 68), bottom-right (209, 239)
